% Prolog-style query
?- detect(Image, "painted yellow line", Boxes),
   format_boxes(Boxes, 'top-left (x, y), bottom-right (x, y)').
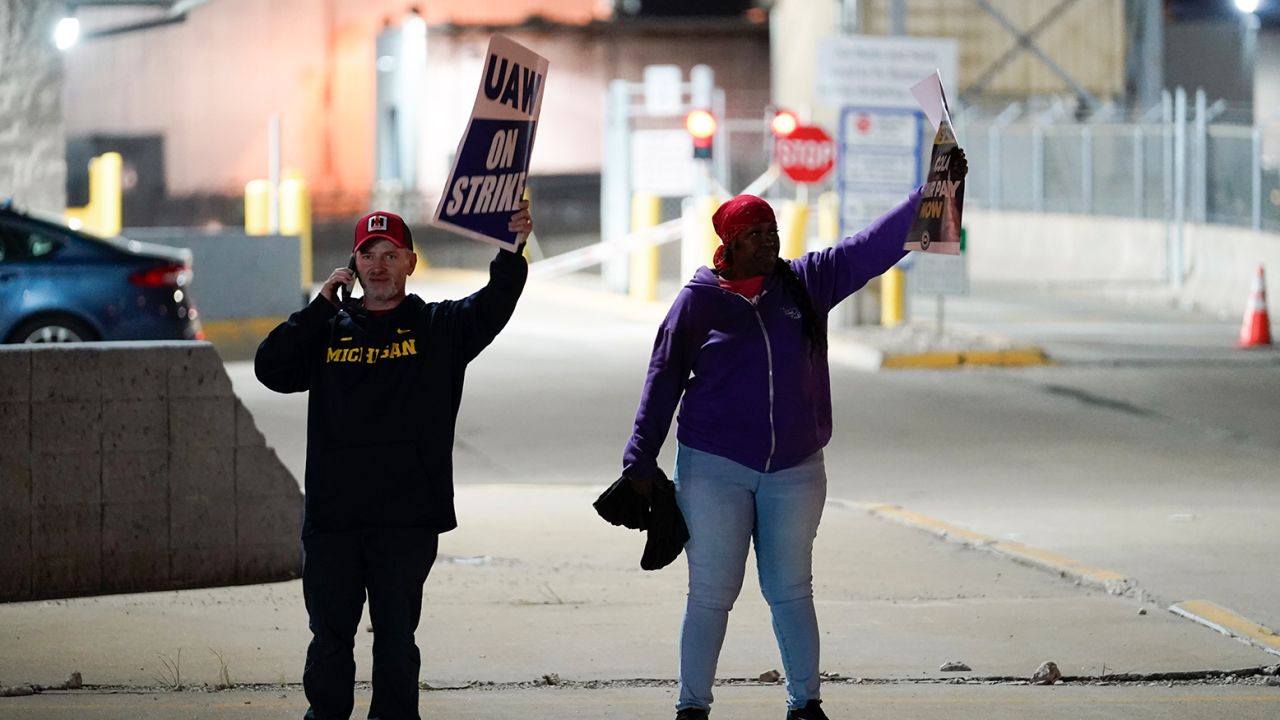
top-left (847, 501), bottom-right (899, 513)
top-left (881, 347), bottom-right (1052, 369)
top-left (1170, 599), bottom-right (1280, 656)
top-left (991, 540), bottom-right (1132, 590)
top-left (850, 502), bottom-right (1133, 594)
top-left (872, 506), bottom-right (993, 544)
top-left (881, 351), bottom-right (964, 368)
top-left (962, 347), bottom-right (1053, 367)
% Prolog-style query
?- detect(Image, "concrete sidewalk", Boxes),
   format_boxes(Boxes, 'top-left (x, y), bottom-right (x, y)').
top-left (2, 485), bottom-right (1276, 718)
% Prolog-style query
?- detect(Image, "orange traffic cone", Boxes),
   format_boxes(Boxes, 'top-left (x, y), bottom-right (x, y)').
top-left (1238, 265), bottom-right (1272, 348)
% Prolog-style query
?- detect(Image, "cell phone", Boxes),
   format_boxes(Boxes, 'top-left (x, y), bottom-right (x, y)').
top-left (339, 255), bottom-right (356, 304)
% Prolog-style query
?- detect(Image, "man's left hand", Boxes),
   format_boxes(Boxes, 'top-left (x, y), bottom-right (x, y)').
top-left (508, 201), bottom-right (533, 247)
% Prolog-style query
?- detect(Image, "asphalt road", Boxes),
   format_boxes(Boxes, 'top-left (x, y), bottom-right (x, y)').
top-left (226, 273), bottom-right (1280, 641)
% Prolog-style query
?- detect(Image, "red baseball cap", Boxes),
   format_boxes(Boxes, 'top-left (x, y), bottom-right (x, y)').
top-left (353, 211), bottom-right (413, 253)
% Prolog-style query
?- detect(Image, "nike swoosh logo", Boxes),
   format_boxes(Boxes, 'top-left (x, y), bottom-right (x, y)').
top-left (396, 328), bottom-right (411, 335)
top-left (340, 336), bottom-right (353, 342)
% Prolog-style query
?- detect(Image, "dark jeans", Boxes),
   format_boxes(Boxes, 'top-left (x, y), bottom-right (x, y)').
top-left (302, 527), bottom-right (439, 720)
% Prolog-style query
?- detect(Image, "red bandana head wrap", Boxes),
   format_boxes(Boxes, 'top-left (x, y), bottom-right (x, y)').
top-left (711, 195), bottom-right (776, 271)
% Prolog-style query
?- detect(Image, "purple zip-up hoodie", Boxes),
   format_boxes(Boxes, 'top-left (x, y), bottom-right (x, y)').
top-left (623, 188), bottom-right (923, 479)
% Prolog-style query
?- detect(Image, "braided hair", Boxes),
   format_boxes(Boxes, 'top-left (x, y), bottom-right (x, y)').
top-left (773, 259), bottom-right (826, 354)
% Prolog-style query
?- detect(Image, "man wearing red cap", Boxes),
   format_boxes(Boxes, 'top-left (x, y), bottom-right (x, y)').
top-left (255, 203), bottom-right (532, 720)
top-left (623, 152), bottom-right (967, 720)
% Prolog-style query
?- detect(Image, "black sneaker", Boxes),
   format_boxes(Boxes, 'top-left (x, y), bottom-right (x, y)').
top-left (675, 708), bottom-right (709, 720)
top-left (786, 699), bottom-right (829, 720)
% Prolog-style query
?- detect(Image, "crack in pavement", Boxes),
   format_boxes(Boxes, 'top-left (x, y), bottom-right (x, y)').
top-left (29, 666), bottom-right (1278, 697)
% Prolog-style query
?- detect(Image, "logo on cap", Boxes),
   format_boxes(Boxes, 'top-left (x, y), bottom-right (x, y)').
top-left (368, 215), bottom-right (388, 232)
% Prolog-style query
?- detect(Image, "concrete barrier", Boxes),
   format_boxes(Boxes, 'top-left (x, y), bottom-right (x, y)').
top-left (965, 209), bottom-right (1168, 285)
top-left (0, 342), bottom-right (301, 602)
top-left (962, 210), bottom-right (1274, 316)
top-left (965, 209), bottom-right (1280, 317)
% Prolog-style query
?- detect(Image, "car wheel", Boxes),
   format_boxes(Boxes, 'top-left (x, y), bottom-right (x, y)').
top-left (12, 316), bottom-right (98, 344)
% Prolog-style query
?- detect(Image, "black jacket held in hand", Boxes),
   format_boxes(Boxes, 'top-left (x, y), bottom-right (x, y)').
top-left (254, 250), bottom-right (527, 537)
top-left (594, 469), bottom-right (690, 570)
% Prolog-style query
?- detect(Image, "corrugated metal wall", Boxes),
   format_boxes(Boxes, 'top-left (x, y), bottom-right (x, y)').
top-left (861, 0), bottom-right (1125, 98)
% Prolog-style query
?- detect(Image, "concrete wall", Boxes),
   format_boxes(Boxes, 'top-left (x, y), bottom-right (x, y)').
top-left (0, 0), bottom-right (67, 213)
top-left (0, 342), bottom-right (301, 603)
top-left (61, 3), bottom-right (768, 217)
top-left (771, 0), bottom-right (1127, 120)
top-left (965, 207), bottom-right (1280, 317)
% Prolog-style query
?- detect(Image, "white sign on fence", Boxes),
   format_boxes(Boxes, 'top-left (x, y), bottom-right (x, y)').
top-left (631, 129), bottom-right (695, 197)
top-left (910, 251), bottom-right (968, 296)
top-left (817, 35), bottom-right (958, 110)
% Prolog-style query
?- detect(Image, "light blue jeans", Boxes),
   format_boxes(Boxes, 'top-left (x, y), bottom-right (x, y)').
top-left (673, 443), bottom-right (827, 713)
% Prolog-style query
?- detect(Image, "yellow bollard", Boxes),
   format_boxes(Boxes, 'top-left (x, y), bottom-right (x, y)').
top-left (244, 179), bottom-right (271, 236)
top-left (779, 200), bottom-right (808, 259)
top-left (817, 191), bottom-right (839, 246)
top-left (90, 152), bottom-right (122, 237)
top-left (881, 267), bottom-right (905, 327)
top-left (67, 152), bottom-right (123, 236)
top-left (629, 193), bottom-right (661, 301)
top-left (280, 175), bottom-right (313, 292)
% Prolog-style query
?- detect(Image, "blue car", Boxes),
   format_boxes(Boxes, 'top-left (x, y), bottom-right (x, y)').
top-left (0, 199), bottom-right (202, 343)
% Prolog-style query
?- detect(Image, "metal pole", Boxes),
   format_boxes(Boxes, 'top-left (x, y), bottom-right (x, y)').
top-left (1194, 87), bottom-right (1207, 223)
top-left (1129, 0), bottom-right (1163, 111)
top-left (1081, 125), bottom-right (1093, 213)
top-left (602, 80), bottom-right (631, 293)
top-left (891, 0), bottom-right (906, 35)
top-left (1172, 87), bottom-right (1186, 288)
top-left (1252, 125), bottom-right (1263, 232)
top-left (988, 103), bottom-right (1023, 211)
top-left (712, 86), bottom-right (729, 195)
top-left (839, 0), bottom-right (859, 34)
top-left (989, 124), bottom-right (1001, 208)
top-left (1032, 124), bottom-right (1044, 212)
top-left (691, 65), bottom-right (715, 199)
top-left (1133, 125), bottom-right (1144, 217)
top-left (1162, 90), bottom-right (1172, 219)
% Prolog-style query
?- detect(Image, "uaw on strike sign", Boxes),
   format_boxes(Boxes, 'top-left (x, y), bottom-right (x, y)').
top-left (434, 35), bottom-right (548, 251)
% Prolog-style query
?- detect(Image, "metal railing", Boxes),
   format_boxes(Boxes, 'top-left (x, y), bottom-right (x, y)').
top-left (958, 89), bottom-right (1280, 235)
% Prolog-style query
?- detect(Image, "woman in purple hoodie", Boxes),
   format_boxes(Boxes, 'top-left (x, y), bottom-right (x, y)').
top-left (622, 151), bottom-right (965, 720)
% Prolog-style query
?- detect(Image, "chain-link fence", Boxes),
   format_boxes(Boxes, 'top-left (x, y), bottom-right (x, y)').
top-left (958, 91), bottom-right (1280, 234)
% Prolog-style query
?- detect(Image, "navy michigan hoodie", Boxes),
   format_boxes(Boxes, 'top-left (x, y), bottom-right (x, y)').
top-left (255, 249), bottom-right (527, 537)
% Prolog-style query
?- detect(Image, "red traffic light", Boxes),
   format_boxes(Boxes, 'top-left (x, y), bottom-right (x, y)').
top-left (686, 109), bottom-right (717, 160)
top-left (685, 109), bottom-right (717, 140)
top-left (770, 109), bottom-right (799, 138)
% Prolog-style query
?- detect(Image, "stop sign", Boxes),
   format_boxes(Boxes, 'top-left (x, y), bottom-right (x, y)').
top-left (775, 124), bottom-right (835, 184)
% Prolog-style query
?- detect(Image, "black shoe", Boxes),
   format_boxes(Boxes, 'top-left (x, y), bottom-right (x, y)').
top-left (786, 699), bottom-right (829, 720)
top-left (676, 708), bottom-right (709, 720)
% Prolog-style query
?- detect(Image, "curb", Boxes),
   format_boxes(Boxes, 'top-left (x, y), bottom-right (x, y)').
top-left (1170, 600), bottom-right (1280, 657)
top-left (843, 501), bottom-right (1280, 660)
top-left (843, 501), bottom-right (1133, 595)
top-left (879, 346), bottom-right (1052, 369)
top-left (827, 336), bottom-right (1052, 371)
